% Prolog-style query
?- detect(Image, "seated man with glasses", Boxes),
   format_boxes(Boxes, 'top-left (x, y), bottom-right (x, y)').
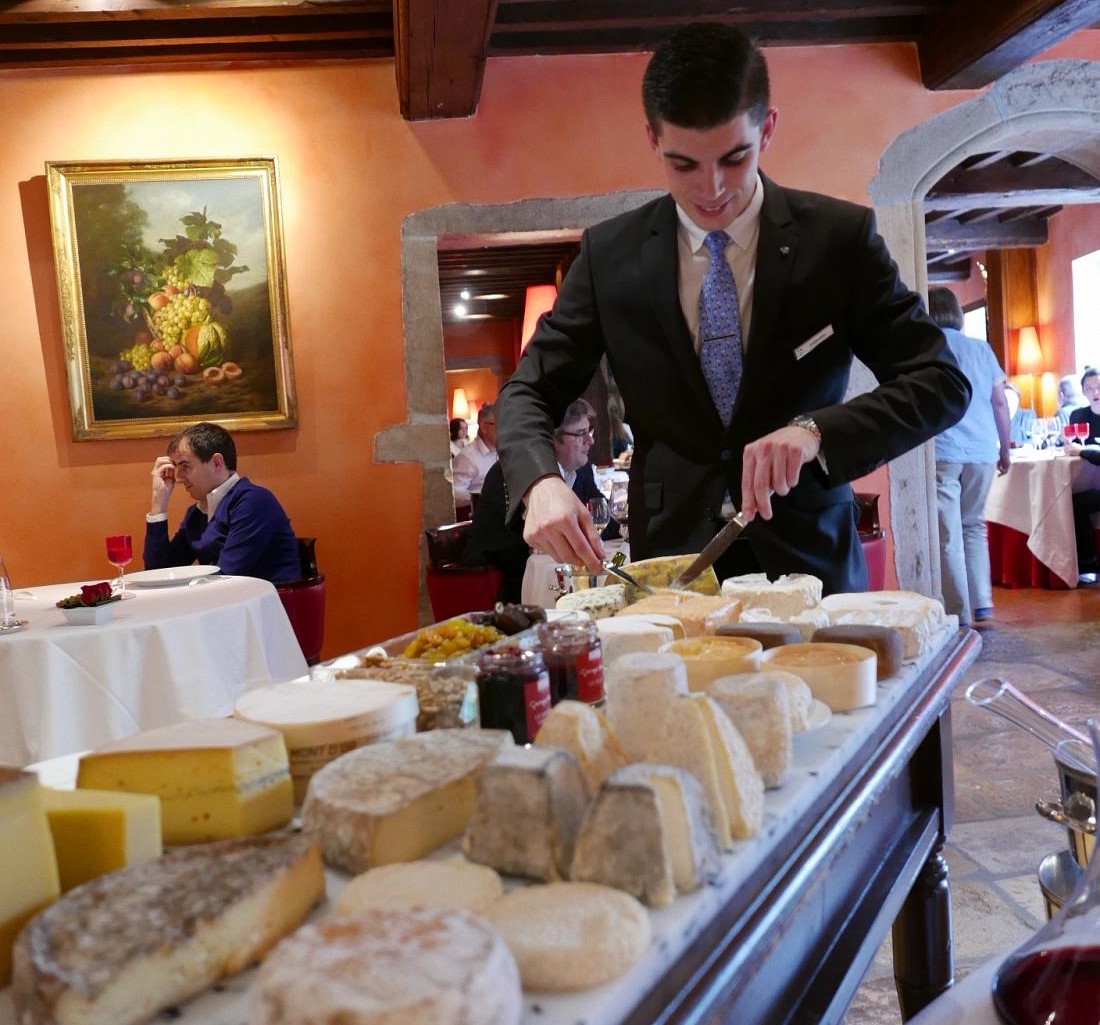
top-left (462, 399), bottom-right (612, 602)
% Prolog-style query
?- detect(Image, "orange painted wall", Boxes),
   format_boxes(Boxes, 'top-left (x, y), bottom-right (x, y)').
top-left (3, 36), bottom-right (1098, 656)
top-left (1038, 203), bottom-right (1100, 378)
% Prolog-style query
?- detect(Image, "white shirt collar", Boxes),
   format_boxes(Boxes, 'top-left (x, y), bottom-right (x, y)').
top-left (558, 462), bottom-right (577, 490)
top-left (204, 473), bottom-right (240, 519)
top-left (676, 174), bottom-right (764, 255)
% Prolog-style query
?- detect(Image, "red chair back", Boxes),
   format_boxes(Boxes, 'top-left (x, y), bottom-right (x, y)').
top-left (426, 566), bottom-right (503, 621)
top-left (277, 577), bottom-right (327, 665)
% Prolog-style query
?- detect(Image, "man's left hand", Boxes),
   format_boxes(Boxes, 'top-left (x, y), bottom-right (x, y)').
top-left (740, 425), bottom-right (821, 520)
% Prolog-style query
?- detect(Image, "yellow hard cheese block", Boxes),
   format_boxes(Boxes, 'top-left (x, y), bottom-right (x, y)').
top-left (77, 718), bottom-right (294, 845)
top-left (0, 766), bottom-right (60, 986)
top-left (621, 554), bottom-right (722, 597)
top-left (41, 787), bottom-right (162, 892)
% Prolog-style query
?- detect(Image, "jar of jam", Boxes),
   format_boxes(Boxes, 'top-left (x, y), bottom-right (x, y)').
top-left (476, 647), bottom-right (551, 744)
top-left (537, 618), bottom-right (605, 706)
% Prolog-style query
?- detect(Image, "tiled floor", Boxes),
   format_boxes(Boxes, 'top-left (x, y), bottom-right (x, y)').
top-left (844, 584), bottom-right (1100, 1024)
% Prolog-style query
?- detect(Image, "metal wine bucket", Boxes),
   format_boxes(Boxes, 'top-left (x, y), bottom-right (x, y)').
top-left (552, 564), bottom-right (606, 595)
top-left (1034, 738), bottom-right (1098, 870)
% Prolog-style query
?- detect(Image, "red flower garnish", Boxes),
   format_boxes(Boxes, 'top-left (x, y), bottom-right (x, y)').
top-left (80, 582), bottom-right (114, 605)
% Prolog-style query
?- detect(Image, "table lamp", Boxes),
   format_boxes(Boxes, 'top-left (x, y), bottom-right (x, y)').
top-left (1016, 326), bottom-right (1044, 412)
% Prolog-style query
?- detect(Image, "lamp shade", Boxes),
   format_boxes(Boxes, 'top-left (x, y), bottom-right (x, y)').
top-left (1016, 326), bottom-right (1044, 375)
top-left (451, 387), bottom-right (470, 420)
top-left (521, 284), bottom-right (558, 351)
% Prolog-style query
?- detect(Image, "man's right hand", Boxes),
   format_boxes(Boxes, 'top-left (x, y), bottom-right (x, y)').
top-left (523, 476), bottom-right (606, 572)
top-left (150, 456), bottom-right (176, 515)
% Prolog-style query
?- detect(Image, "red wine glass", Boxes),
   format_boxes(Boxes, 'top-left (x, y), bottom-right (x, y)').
top-left (105, 534), bottom-right (133, 597)
top-left (1075, 422), bottom-right (1090, 444)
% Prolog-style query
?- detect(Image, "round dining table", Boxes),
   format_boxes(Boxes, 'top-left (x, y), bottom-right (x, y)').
top-left (0, 574), bottom-right (308, 766)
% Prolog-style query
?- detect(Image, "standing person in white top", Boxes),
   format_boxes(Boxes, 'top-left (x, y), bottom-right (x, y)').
top-left (451, 403), bottom-right (498, 515)
top-left (928, 288), bottom-right (1011, 625)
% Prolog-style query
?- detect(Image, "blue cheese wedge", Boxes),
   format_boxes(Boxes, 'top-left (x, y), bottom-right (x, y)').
top-left (555, 584), bottom-right (627, 619)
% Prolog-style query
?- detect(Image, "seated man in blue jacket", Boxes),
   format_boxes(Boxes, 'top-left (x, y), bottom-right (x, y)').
top-left (144, 422), bottom-right (300, 583)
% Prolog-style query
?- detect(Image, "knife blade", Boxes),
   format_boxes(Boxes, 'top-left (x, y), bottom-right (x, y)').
top-left (601, 561), bottom-right (656, 595)
top-left (668, 511), bottom-right (751, 590)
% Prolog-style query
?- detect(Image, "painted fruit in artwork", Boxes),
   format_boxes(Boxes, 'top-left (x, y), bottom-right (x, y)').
top-left (174, 352), bottom-right (199, 375)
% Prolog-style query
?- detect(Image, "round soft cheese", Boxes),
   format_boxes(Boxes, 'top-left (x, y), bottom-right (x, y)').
top-left (659, 636), bottom-right (763, 691)
top-left (596, 615), bottom-right (675, 666)
top-left (761, 642), bottom-right (877, 712)
top-left (235, 679), bottom-right (418, 802)
top-left (811, 624), bottom-right (903, 679)
top-left (250, 908), bottom-right (522, 1025)
top-left (334, 860), bottom-right (504, 914)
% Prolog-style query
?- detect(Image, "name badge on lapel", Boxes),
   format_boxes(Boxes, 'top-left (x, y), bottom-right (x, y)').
top-left (794, 324), bottom-right (834, 360)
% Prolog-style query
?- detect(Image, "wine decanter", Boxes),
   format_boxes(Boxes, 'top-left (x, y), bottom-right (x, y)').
top-left (990, 719), bottom-right (1100, 1025)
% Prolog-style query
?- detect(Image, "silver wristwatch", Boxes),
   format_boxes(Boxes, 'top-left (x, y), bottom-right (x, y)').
top-left (789, 414), bottom-right (822, 444)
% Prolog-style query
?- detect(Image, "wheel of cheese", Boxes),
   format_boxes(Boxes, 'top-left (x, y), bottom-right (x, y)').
top-left (811, 624), bottom-right (903, 680)
top-left (658, 635), bottom-right (763, 691)
top-left (334, 860), bottom-right (504, 915)
top-left (250, 908), bottom-right (522, 1025)
top-left (719, 572), bottom-right (823, 618)
top-left (715, 621), bottom-right (801, 649)
top-left (596, 615), bottom-right (675, 666)
top-left (760, 642), bottom-right (877, 711)
top-left (483, 882), bottom-right (651, 991)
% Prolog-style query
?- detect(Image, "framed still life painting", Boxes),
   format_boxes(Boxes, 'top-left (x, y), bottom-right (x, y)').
top-left (45, 157), bottom-right (298, 440)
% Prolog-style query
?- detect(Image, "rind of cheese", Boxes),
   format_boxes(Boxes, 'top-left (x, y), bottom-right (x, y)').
top-left (762, 642), bottom-right (877, 712)
top-left (618, 592), bottom-right (742, 636)
top-left (719, 572), bottom-right (823, 618)
top-left (250, 908), bottom-right (522, 1025)
top-left (818, 590), bottom-right (945, 659)
top-left (302, 728), bottom-right (513, 874)
top-left (462, 746), bottom-right (591, 881)
top-left (715, 621), bottom-right (802, 649)
top-left (659, 635), bottom-right (763, 691)
top-left (615, 611), bottom-right (687, 639)
top-left (604, 652), bottom-right (689, 764)
top-left (40, 787), bottom-right (162, 893)
top-left (484, 882), bottom-right (651, 992)
top-left (13, 834), bottom-right (324, 1025)
top-left (75, 718), bottom-right (294, 845)
top-left (555, 584), bottom-right (627, 619)
top-left (712, 670), bottom-right (813, 732)
top-left (533, 701), bottom-right (629, 790)
top-left (0, 768), bottom-right (60, 987)
top-left (617, 554), bottom-right (721, 598)
top-left (571, 763), bottom-right (720, 906)
top-left (595, 616), bottom-right (675, 667)
top-left (234, 679), bottom-right (419, 803)
top-left (812, 624), bottom-right (904, 680)
top-left (706, 676), bottom-right (792, 788)
top-left (334, 860), bottom-right (504, 915)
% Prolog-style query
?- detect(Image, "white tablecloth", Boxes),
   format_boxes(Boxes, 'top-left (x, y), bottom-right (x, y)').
top-left (0, 576), bottom-right (308, 765)
top-left (983, 450), bottom-right (1100, 587)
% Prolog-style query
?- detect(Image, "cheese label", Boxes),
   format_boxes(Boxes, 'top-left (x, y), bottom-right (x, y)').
top-left (524, 670), bottom-right (552, 741)
top-left (576, 647), bottom-right (605, 705)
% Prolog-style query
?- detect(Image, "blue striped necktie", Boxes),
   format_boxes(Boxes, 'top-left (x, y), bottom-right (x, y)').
top-left (699, 230), bottom-right (744, 427)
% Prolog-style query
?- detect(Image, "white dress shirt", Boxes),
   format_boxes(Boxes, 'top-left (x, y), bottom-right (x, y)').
top-left (452, 437), bottom-right (498, 507)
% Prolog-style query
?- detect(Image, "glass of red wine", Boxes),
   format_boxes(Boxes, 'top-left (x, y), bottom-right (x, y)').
top-left (105, 534), bottom-right (133, 598)
top-left (991, 718), bottom-right (1100, 1024)
top-left (1075, 422), bottom-right (1090, 444)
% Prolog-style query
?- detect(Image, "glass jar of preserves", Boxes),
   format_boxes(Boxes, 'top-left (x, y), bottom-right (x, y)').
top-left (476, 647), bottom-right (551, 744)
top-left (537, 617), bottom-right (605, 706)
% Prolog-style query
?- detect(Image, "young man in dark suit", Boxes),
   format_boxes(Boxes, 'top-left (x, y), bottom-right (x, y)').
top-left (496, 23), bottom-right (970, 595)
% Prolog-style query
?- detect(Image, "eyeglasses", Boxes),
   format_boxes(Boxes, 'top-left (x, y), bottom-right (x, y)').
top-left (559, 428), bottom-right (595, 440)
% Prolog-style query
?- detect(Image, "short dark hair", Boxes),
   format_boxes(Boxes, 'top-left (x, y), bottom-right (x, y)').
top-left (168, 422), bottom-right (237, 471)
top-left (555, 398), bottom-right (596, 438)
top-left (449, 418), bottom-right (466, 441)
top-left (927, 287), bottom-right (964, 331)
top-left (642, 23), bottom-right (770, 134)
top-left (1084, 366), bottom-right (1100, 389)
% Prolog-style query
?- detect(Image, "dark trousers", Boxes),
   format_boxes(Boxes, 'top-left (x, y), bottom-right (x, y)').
top-left (1073, 488), bottom-right (1100, 571)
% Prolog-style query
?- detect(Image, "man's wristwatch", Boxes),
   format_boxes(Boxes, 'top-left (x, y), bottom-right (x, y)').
top-left (789, 414), bottom-right (822, 445)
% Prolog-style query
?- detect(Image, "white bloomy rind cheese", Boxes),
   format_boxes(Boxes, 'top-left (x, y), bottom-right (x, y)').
top-left (75, 718), bottom-right (293, 845)
top-left (12, 834), bottom-right (324, 1025)
top-left (533, 700), bottom-right (629, 791)
top-left (463, 746), bottom-right (591, 882)
top-left (251, 908), bottom-right (522, 1025)
top-left (335, 860), bottom-right (505, 915)
top-left (595, 615), bottom-right (675, 666)
top-left (762, 642), bottom-right (878, 712)
top-left (484, 882), bottom-right (651, 992)
top-left (818, 590), bottom-right (945, 660)
top-left (0, 767), bottom-right (60, 987)
top-left (707, 674), bottom-right (793, 788)
top-left (302, 728), bottom-right (513, 874)
top-left (234, 678), bottom-right (418, 802)
top-left (719, 573), bottom-right (823, 618)
top-left (571, 763), bottom-right (720, 907)
top-left (40, 787), bottom-right (162, 893)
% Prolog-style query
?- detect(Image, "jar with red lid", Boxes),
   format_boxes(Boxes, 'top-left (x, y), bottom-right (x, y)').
top-left (536, 618), bottom-right (605, 707)
top-left (476, 647), bottom-right (551, 744)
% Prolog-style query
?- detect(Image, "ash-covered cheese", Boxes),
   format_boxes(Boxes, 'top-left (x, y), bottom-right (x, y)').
top-left (13, 834), bottom-right (324, 1025)
top-left (762, 642), bottom-right (877, 712)
top-left (534, 700), bottom-right (629, 790)
top-left (462, 746), bottom-right (591, 882)
top-left (719, 572), bottom-right (823, 618)
top-left (555, 584), bottom-right (628, 620)
top-left (302, 728), bottom-right (513, 874)
top-left (818, 590), bottom-right (945, 659)
top-left (707, 675), bottom-right (792, 788)
top-left (250, 908), bottom-right (522, 1025)
top-left (812, 624), bottom-right (904, 679)
top-left (571, 763), bottom-right (720, 906)
top-left (715, 621), bottom-right (802, 649)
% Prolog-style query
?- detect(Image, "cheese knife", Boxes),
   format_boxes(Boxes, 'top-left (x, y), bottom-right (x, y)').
top-left (600, 561), bottom-right (656, 595)
top-left (668, 511), bottom-right (751, 590)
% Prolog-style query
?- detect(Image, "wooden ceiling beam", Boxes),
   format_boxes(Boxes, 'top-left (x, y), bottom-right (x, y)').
top-left (393, 0), bottom-right (496, 120)
top-left (918, 0), bottom-right (1100, 90)
top-left (925, 215), bottom-right (1049, 249)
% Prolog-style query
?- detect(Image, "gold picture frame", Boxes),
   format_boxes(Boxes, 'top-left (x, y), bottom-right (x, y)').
top-left (46, 157), bottom-right (298, 440)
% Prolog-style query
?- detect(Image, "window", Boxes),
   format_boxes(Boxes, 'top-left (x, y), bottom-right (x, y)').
top-left (1072, 250), bottom-right (1100, 371)
top-left (962, 302), bottom-right (988, 343)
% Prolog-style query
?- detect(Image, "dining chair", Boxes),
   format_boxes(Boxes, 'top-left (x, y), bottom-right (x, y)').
top-left (424, 521), bottom-right (503, 620)
top-left (276, 536), bottom-right (326, 664)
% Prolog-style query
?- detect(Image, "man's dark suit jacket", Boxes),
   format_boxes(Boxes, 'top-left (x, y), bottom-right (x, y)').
top-left (496, 177), bottom-right (971, 595)
top-left (463, 461), bottom-right (606, 603)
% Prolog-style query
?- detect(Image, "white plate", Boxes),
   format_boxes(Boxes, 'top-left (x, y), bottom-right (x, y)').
top-left (126, 565), bottom-right (221, 587)
top-left (798, 699), bottom-right (832, 734)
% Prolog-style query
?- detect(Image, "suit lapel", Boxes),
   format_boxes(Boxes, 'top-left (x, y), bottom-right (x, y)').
top-left (640, 197), bottom-right (725, 425)
top-left (744, 177), bottom-right (797, 385)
